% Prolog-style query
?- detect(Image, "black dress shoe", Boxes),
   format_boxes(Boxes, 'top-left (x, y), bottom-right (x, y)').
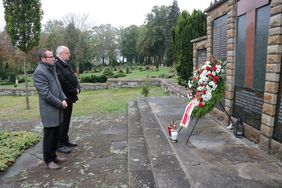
top-left (57, 146), bottom-right (71, 154)
top-left (65, 141), bottom-right (78, 147)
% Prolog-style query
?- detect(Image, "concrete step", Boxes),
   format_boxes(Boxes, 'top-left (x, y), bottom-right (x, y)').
top-left (128, 100), bottom-right (156, 188)
top-left (136, 98), bottom-right (191, 188)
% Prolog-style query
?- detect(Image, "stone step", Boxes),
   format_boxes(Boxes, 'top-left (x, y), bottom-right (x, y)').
top-left (128, 100), bottom-right (156, 188)
top-left (136, 98), bottom-right (191, 188)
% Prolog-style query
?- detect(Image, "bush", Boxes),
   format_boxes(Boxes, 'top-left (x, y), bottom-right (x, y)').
top-left (103, 68), bottom-right (114, 78)
top-left (80, 74), bottom-right (107, 83)
top-left (113, 72), bottom-right (126, 78)
top-left (141, 80), bottom-right (151, 97)
top-left (0, 71), bottom-right (8, 80)
top-left (0, 81), bottom-right (13, 85)
top-left (126, 67), bottom-right (130, 74)
top-left (18, 77), bottom-right (25, 83)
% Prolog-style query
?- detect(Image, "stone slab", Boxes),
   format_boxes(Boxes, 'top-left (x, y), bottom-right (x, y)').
top-left (129, 170), bottom-right (156, 188)
top-left (128, 136), bottom-right (152, 170)
top-left (144, 128), bottom-right (174, 156)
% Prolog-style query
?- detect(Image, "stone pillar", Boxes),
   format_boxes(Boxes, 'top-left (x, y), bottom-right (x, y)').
top-left (224, 0), bottom-right (237, 117)
top-left (193, 43), bottom-right (197, 67)
top-left (206, 14), bottom-right (213, 58)
top-left (259, 0), bottom-right (282, 153)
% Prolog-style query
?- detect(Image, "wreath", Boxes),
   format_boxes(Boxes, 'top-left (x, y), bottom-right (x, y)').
top-left (187, 57), bottom-right (226, 118)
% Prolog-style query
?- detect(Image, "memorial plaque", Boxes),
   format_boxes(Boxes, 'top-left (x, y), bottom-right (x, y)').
top-left (212, 14), bottom-right (227, 61)
top-left (273, 96), bottom-right (282, 142)
top-left (197, 49), bottom-right (207, 66)
top-left (233, 87), bottom-right (263, 130)
top-left (273, 58), bottom-right (282, 143)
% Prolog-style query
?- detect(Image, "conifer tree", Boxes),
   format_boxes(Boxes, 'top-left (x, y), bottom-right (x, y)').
top-left (173, 10), bottom-right (206, 86)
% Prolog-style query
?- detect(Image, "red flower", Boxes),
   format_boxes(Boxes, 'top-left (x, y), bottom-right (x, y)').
top-left (198, 102), bottom-right (204, 108)
top-left (206, 66), bottom-right (210, 71)
top-left (212, 66), bottom-right (217, 71)
top-left (203, 90), bottom-right (207, 94)
top-left (199, 97), bottom-right (203, 102)
top-left (207, 73), bottom-right (213, 77)
top-left (213, 76), bottom-right (219, 84)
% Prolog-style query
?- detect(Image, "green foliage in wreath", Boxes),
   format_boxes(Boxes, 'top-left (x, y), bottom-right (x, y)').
top-left (187, 57), bottom-right (226, 118)
top-left (191, 76), bottom-right (225, 118)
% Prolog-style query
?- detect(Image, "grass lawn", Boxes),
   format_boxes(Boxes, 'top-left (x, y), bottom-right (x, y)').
top-left (79, 66), bottom-right (173, 79)
top-left (125, 66), bottom-right (172, 79)
top-left (1, 66), bottom-right (174, 89)
top-left (0, 87), bottom-right (167, 121)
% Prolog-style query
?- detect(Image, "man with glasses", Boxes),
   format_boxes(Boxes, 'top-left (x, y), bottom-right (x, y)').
top-left (33, 48), bottom-right (68, 169)
top-left (55, 45), bottom-right (80, 154)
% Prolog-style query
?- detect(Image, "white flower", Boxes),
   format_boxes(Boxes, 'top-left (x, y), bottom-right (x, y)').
top-left (209, 81), bottom-right (217, 90)
top-left (201, 70), bottom-right (208, 76)
top-left (188, 80), bottom-right (192, 88)
top-left (197, 86), bottom-right (204, 91)
top-left (188, 94), bottom-right (193, 100)
top-left (216, 65), bottom-right (222, 74)
top-left (203, 92), bottom-right (212, 101)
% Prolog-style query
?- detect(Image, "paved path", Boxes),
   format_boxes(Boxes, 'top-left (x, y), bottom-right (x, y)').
top-left (1, 96), bottom-right (282, 188)
top-left (0, 115), bottom-right (128, 187)
top-left (129, 96), bottom-right (282, 188)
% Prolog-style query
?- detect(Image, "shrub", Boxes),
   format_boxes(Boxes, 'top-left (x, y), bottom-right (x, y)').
top-left (126, 67), bottom-right (130, 74)
top-left (103, 68), bottom-right (114, 78)
top-left (113, 72), bottom-right (126, 78)
top-left (80, 74), bottom-right (107, 83)
top-left (0, 81), bottom-right (13, 85)
top-left (18, 77), bottom-right (25, 83)
top-left (141, 80), bottom-right (151, 97)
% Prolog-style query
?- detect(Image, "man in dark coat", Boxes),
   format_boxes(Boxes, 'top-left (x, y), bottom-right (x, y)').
top-left (33, 48), bottom-right (68, 169)
top-left (55, 45), bottom-right (80, 154)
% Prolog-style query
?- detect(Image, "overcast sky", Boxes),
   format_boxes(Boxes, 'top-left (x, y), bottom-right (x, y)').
top-left (0, 0), bottom-right (212, 31)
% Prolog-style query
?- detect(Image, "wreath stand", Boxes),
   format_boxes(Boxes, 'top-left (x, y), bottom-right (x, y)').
top-left (178, 101), bottom-right (243, 144)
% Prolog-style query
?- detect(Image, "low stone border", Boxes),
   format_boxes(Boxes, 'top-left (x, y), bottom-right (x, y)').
top-left (0, 88), bottom-right (37, 96)
top-left (0, 78), bottom-right (188, 97)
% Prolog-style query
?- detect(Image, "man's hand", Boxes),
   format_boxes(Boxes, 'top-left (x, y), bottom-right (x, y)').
top-left (61, 100), bottom-right (68, 109)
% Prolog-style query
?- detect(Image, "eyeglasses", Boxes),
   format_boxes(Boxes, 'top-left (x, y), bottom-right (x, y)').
top-left (45, 56), bottom-right (54, 59)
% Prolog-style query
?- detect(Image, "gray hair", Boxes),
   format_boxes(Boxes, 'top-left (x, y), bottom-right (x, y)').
top-left (56, 45), bottom-right (68, 56)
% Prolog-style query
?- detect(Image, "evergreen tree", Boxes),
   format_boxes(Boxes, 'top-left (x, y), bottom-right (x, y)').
top-left (3, 0), bottom-right (42, 109)
top-left (173, 10), bottom-right (206, 86)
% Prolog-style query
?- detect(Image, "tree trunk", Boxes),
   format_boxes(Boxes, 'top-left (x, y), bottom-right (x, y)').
top-left (155, 56), bottom-right (160, 71)
top-left (24, 54), bottom-right (30, 109)
top-left (76, 60), bottom-right (80, 77)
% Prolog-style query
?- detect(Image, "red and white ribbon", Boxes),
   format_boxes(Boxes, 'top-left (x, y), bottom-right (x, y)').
top-left (180, 97), bottom-right (197, 128)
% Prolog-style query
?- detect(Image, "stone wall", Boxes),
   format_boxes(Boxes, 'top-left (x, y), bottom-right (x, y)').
top-left (199, 0), bottom-right (282, 157)
top-left (0, 79), bottom-right (187, 98)
top-left (106, 78), bottom-right (161, 89)
top-left (0, 88), bottom-right (37, 96)
top-left (191, 36), bottom-right (208, 67)
top-left (206, 0), bottom-right (237, 122)
top-left (260, 0), bottom-right (282, 157)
